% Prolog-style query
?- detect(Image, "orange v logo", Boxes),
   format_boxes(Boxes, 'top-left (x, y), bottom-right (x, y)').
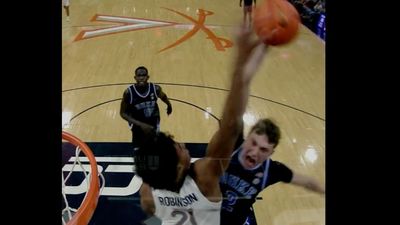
top-left (74, 8), bottom-right (233, 53)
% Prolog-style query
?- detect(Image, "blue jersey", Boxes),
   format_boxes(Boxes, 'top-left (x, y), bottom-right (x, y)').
top-left (126, 83), bottom-right (160, 128)
top-left (219, 147), bottom-right (293, 225)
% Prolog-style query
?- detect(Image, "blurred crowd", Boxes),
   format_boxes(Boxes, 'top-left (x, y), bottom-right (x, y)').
top-left (289, 0), bottom-right (326, 39)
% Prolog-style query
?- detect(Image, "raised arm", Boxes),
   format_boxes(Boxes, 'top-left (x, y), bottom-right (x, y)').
top-left (201, 27), bottom-right (268, 178)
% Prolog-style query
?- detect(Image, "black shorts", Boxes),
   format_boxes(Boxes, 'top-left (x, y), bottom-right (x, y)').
top-left (244, 0), bottom-right (254, 6)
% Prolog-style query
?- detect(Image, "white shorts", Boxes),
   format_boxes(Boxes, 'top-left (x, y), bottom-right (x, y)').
top-left (63, 0), bottom-right (70, 7)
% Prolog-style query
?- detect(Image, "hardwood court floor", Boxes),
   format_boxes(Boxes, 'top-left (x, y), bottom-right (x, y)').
top-left (62, 1), bottom-right (325, 225)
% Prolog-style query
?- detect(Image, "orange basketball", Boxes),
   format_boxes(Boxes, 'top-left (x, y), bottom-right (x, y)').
top-left (253, 0), bottom-right (300, 46)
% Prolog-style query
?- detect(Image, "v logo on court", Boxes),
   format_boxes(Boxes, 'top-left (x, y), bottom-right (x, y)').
top-left (74, 8), bottom-right (233, 53)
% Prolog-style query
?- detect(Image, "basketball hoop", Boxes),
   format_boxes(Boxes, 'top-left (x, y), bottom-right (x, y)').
top-left (62, 131), bottom-right (100, 225)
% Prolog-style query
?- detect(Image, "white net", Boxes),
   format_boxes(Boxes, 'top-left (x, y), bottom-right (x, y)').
top-left (62, 132), bottom-right (105, 225)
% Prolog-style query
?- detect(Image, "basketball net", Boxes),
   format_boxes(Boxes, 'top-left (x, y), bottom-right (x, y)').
top-left (62, 131), bottom-right (105, 225)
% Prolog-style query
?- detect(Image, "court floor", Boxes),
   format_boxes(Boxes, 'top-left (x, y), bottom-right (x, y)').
top-left (62, 0), bottom-right (325, 224)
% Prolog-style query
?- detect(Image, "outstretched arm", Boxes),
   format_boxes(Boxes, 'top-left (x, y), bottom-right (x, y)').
top-left (201, 26), bottom-right (268, 178)
top-left (291, 172), bottom-right (325, 194)
top-left (156, 85), bottom-right (172, 115)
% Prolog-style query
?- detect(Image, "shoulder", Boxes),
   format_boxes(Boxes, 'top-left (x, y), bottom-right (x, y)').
top-left (153, 84), bottom-right (164, 95)
top-left (125, 84), bottom-right (135, 92)
top-left (123, 88), bottom-right (131, 98)
top-left (269, 159), bottom-right (291, 172)
top-left (154, 84), bottom-right (162, 91)
top-left (268, 159), bottom-right (293, 183)
top-left (123, 86), bottom-right (136, 101)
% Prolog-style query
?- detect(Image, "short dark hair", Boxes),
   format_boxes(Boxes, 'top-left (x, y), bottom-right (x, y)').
top-left (135, 66), bottom-right (148, 76)
top-left (249, 118), bottom-right (281, 147)
top-left (134, 131), bottom-right (179, 191)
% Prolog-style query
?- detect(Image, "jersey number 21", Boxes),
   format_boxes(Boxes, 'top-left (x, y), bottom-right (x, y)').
top-left (171, 209), bottom-right (198, 225)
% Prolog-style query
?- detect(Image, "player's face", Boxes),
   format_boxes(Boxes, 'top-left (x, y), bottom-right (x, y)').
top-left (240, 132), bottom-right (275, 169)
top-left (135, 74), bottom-right (149, 86)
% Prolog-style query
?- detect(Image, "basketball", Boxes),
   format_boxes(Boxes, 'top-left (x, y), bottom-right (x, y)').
top-left (253, 0), bottom-right (300, 46)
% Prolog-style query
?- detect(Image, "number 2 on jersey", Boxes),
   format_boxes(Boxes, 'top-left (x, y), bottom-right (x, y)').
top-left (171, 209), bottom-right (198, 225)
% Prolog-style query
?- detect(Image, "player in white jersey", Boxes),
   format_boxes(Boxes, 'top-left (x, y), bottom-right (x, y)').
top-left (135, 25), bottom-right (269, 225)
top-left (62, 0), bottom-right (70, 22)
top-left (150, 171), bottom-right (221, 224)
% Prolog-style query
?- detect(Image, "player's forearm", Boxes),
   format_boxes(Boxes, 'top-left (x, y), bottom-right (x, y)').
top-left (139, 183), bottom-right (155, 215)
top-left (291, 173), bottom-right (325, 195)
top-left (121, 112), bottom-right (153, 129)
top-left (206, 72), bottom-right (250, 172)
top-left (305, 180), bottom-right (325, 194)
top-left (220, 74), bottom-right (250, 133)
top-left (161, 95), bottom-right (172, 108)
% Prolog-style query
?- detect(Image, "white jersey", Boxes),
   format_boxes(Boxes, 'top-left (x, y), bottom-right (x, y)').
top-left (62, 0), bottom-right (70, 7)
top-left (152, 175), bottom-right (221, 225)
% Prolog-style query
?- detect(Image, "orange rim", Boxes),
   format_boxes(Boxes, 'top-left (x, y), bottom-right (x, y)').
top-left (62, 131), bottom-right (100, 225)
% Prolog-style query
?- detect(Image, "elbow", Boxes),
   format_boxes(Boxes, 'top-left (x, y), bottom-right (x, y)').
top-left (143, 207), bottom-right (155, 216)
top-left (120, 112), bottom-right (125, 120)
top-left (141, 202), bottom-right (155, 216)
top-left (306, 181), bottom-right (325, 194)
top-left (120, 110), bottom-right (127, 120)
